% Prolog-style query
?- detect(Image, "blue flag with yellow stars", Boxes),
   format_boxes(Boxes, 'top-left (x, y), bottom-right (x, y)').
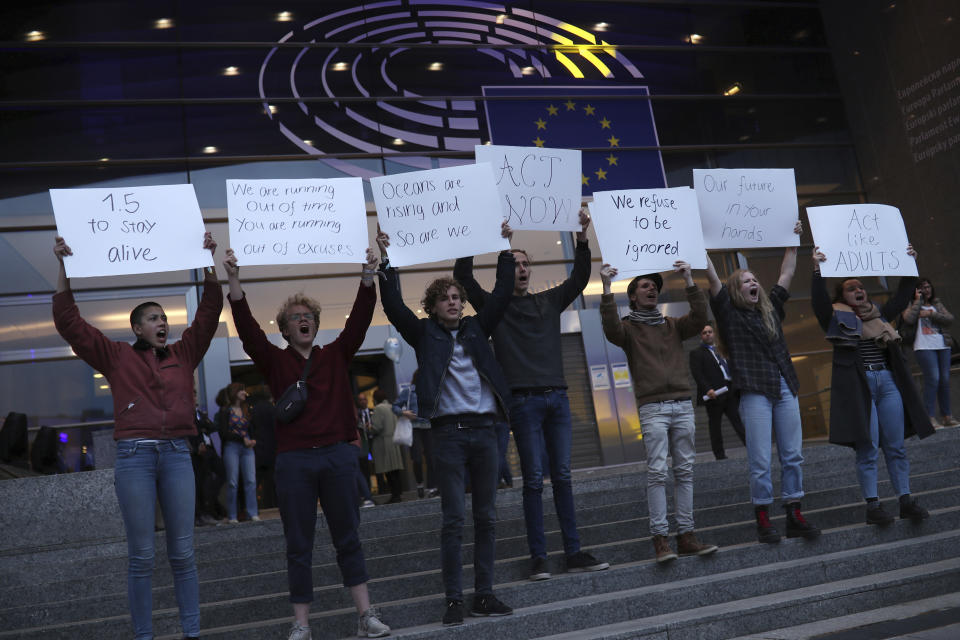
top-left (482, 85), bottom-right (666, 196)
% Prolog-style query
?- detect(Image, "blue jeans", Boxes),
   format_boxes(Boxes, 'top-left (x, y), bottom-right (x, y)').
top-left (223, 440), bottom-right (258, 520)
top-left (739, 376), bottom-right (805, 505)
top-left (432, 423), bottom-right (498, 601)
top-left (114, 438), bottom-right (199, 639)
top-left (915, 348), bottom-right (952, 417)
top-left (275, 444), bottom-right (368, 601)
top-left (636, 400), bottom-right (697, 536)
top-left (509, 389), bottom-right (580, 559)
top-left (857, 369), bottom-right (911, 499)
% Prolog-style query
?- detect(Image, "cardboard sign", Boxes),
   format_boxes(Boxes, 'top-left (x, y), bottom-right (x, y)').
top-left (474, 144), bottom-right (581, 231)
top-left (50, 185), bottom-right (212, 278)
top-left (589, 186), bottom-right (707, 279)
top-left (693, 168), bottom-right (800, 249)
top-left (372, 163), bottom-right (509, 267)
top-left (226, 178), bottom-right (368, 265)
top-left (806, 204), bottom-right (917, 277)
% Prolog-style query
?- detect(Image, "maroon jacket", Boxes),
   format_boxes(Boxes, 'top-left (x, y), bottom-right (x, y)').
top-left (229, 282), bottom-right (375, 453)
top-left (52, 277), bottom-right (223, 440)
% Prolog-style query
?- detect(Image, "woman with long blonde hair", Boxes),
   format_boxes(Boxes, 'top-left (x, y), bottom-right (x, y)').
top-left (706, 221), bottom-right (820, 545)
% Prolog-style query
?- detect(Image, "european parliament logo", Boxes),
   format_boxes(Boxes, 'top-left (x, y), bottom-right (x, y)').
top-left (482, 86), bottom-right (667, 196)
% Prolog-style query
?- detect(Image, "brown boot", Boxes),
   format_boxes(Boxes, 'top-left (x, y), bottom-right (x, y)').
top-left (652, 534), bottom-right (677, 563)
top-left (676, 531), bottom-right (719, 556)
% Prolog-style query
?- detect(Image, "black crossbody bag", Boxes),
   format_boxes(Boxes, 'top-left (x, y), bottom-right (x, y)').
top-left (275, 352), bottom-right (312, 424)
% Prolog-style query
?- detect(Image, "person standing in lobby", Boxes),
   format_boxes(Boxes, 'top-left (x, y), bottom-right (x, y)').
top-left (689, 323), bottom-right (746, 460)
top-left (453, 210), bottom-right (609, 581)
top-left (52, 232), bottom-right (222, 640)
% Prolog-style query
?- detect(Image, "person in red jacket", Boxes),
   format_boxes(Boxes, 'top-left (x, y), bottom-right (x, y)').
top-left (52, 232), bottom-right (222, 640)
top-left (223, 247), bottom-right (390, 640)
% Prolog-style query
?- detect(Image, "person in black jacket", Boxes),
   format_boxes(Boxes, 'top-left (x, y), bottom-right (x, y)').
top-left (689, 323), bottom-right (746, 460)
top-left (810, 246), bottom-right (933, 525)
top-left (377, 228), bottom-right (515, 627)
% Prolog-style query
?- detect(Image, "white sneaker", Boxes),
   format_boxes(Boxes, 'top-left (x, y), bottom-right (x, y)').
top-left (360, 499), bottom-right (376, 508)
top-left (287, 621), bottom-right (312, 640)
top-left (357, 607), bottom-right (390, 638)
top-left (227, 518), bottom-right (239, 524)
top-left (250, 515), bottom-right (261, 522)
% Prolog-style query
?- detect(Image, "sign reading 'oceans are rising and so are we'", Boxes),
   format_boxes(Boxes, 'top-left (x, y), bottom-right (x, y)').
top-left (589, 186), bottom-right (707, 280)
top-left (371, 163), bottom-right (510, 268)
top-left (806, 204), bottom-right (918, 277)
top-left (474, 144), bottom-right (582, 232)
top-left (693, 168), bottom-right (800, 249)
top-left (225, 178), bottom-right (369, 266)
top-left (49, 184), bottom-right (213, 278)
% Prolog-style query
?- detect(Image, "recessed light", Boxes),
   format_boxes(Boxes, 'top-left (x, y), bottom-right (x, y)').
top-left (303, 139), bottom-right (313, 146)
top-left (268, 104), bottom-right (277, 114)
top-left (276, 11), bottom-right (293, 22)
top-left (393, 138), bottom-right (404, 145)
top-left (594, 22), bottom-right (609, 32)
top-left (25, 30), bottom-right (45, 42)
top-left (428, 62), bottom-right (443, 71)
top-left (331, 62), bottom-right (349, 71)
top-left (203, 146), bottom-right (218, 154)
top-left (688, 33), bottom-right (703, 44)
top-left (223, 66), bottom-right (240, 76)
top-left (521, 66), bottom-right (536, 76)
top-left (496, 14), bottom-right (506, 24)
top-left (154, 18), bottom-right (173, 29)
top-left (723, 83), bottom-right (742, 96)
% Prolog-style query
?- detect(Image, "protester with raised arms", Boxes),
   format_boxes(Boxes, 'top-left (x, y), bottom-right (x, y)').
top-left (223, 247), bottom-right (390, 640)
top-left (811, 245), bottom-right (933, 525)
top-left (600, 259), bottom-right (719, 563)
top-left (454, 209), bottom-right (609, 580)
top-left (377, 227), bottom-right (515, 626)
top-left (52, 232), bottom-right (221, 640)
top-left (705, 221), bottom-right (821, 544)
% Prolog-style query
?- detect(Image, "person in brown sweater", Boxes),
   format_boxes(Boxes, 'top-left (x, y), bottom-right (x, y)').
top-left (599, 260), bottom-right (718, 563)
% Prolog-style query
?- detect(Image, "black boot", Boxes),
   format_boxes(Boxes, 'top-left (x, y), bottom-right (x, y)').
top-left (899, 494), bottom-right (930, 522)
top-left (784, 502), bottom-right (821, 539)
top-left (754, 505), bottom-right (780, 544)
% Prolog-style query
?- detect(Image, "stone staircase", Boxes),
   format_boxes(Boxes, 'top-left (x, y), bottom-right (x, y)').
top-left (2, 428), bottom-right (959, 640)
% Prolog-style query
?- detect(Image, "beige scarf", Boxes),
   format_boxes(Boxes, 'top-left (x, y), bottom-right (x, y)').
top-left (832, 302), bottom-right (900, 345)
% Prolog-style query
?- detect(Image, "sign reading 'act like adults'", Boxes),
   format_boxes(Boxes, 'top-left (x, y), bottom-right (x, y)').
top-left (589, 186), bottom-right (707, 279)
top-left (225, 178), bottom-right (368, 265)
top-left (474, 144), bottom-right (581, 231)
top-left (372, 163), bottom-right (509, 267)
top-left (49, 185), bottom-right (213, 278)
top-left (806, 204), bottom-right (917, 277)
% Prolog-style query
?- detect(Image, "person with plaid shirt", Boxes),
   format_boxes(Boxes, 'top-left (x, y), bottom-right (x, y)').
top-left (705, 221), bottom-right (820, 544)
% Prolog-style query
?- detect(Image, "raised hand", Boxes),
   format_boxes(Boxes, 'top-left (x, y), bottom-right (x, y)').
top-left (501, 220), bottom-right (513, 242)
top-left (812, 246), bottom-right (826, 271)
top-left (53, 236), bottom-right (73, 262)
top-left (203, 231), bottom-right (217, 256)
top-left (223, 249), bottom-right (239, 277)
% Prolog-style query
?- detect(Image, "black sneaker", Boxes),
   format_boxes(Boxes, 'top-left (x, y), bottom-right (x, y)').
top-left (442, 599), bottom-right (463, 626)
top-left (565, 550), bottom-right (610, 572)
top-left (530, 556), bottom-right (551, 581)
top-left (899, 497), bottom-right (930, 522)
top-left (470, 594), bottom-right (513, 617)
top-left (865, 503), bottom-right (895, 526)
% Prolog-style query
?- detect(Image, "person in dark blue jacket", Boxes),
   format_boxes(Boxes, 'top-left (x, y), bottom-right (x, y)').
top-left (377, 229), bottom-right (515, 627)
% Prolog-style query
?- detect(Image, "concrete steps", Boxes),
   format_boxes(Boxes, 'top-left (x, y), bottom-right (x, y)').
top-left (1, 427), bottom-right (958, 639)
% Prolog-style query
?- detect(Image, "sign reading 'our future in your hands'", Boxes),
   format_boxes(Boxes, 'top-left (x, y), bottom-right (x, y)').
top-left (49, 184), bottom-right (213, 278)
top-left (474, 144), bottom-right (582, 232)
top-left (589, 186), bottom-right (707, 279)
top-left (806, 204), bottom-right (918, 277)
top-left (372, 163), bottom-right (510, 268)
top-left (693, 168), bottom-right (800, 249)
top-left (225, 178), bottom-right (368, 266)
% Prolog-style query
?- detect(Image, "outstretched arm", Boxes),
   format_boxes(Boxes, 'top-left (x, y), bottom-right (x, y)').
top-left (475, 250), bottom-right (516, 336)
top-left (223, 249), bottom-right (244, 302)
top-left (705, 252), bottom-right (722, 297)
top-left (598, 264), bottom-right (627, 347)
top-left (776, 220), bottom-right (803, 291)
top-left (53, 236), bottom-right (72, 294)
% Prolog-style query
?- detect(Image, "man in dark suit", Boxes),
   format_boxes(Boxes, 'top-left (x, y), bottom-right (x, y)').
top-left (689, 323), bottom-right (746, 460)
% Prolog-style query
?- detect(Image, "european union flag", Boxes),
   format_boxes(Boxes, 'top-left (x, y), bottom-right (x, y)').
top-left (482, 85), bottom-right (667, 196)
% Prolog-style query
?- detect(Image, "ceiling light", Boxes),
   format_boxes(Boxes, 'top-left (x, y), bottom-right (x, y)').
top-left (267, 104), bottom-right (277, 114)
top-left (556, 240), bottom-right (562, 245)
top-left (203, 146), bottom-right (218, 154)
top-left (25, 30), bottom-right (45, 42)
top-left (428, 62), bottom-right (443, 71)
top-left (331, 62), bottom-right (349, 71)
top-left (276, 11), bottom-right (293, 22)
top-left (393, 138), bottom-right (404, 146)
top-left (223, 66), bottom-right (240, 76)
top-left (99, 384), bottom-right (110, 390)
top-left (93, 373), bottom-right (103, 378)
top-left (303, 139), bottom-right (313, 146)
top-left (688, 33), bottom-right (703, 44)
top-left (738, 134), bottom-right (751, 142)
top-left (154, 18), bottom-right (173, 29)
top-left (521, 66), bottom-right (536, 76)
top-left (99, 157), bottom-right (110, 162)
top-left (496, 14), bottom-right (506, 24)
top-left (594, 22), bottom-right (609, 32)
top-left (723, 83), bottom-right (742, 96)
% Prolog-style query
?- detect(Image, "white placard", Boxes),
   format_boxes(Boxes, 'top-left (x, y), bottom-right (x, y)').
top-left (372, 164), bottom-right (510, 267)
top-left (590, 365), bottom-right (611, 391)
top-left (50, 185), bottom-right (212, 278)
top-left (806, 204), bottom-right (917, 277)
top-left (693, 168), bottom-right (800, 249)
top-left (589, 186), bottom-right (707, 280)
top-left (226, 178), bottom-right (368, 266)
top-left (474, 144), bottom-right (581, 231)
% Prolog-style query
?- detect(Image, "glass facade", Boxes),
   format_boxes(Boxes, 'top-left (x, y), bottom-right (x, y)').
top-left (1, 1), bottom-right (876, 451)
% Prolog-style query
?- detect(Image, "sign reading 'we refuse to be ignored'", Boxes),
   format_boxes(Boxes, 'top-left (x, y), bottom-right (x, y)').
top-left (50, 184), bottom-right (213, 278)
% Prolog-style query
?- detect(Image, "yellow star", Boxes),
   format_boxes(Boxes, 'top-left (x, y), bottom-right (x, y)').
top-left (606, 154), bottom-right (619, 166)
top-left (533, 136), bottom-right (545, 147)
top-left (599, 117), bottom-right (612, 129)
top-left (546, 104), bottom-right (559, 116)
top-left (595, 167), bottom-right (608, 180)
top-left (607, 135), bottom-right (620, 147)
top-left (564, 100), bottom-right (576, 111)
top-left (581, 173), bottom-right (590, 186)
top-left (584, 104), bottom-right (596, 115)
top-left (534, 118), bottom-right (547, 130)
